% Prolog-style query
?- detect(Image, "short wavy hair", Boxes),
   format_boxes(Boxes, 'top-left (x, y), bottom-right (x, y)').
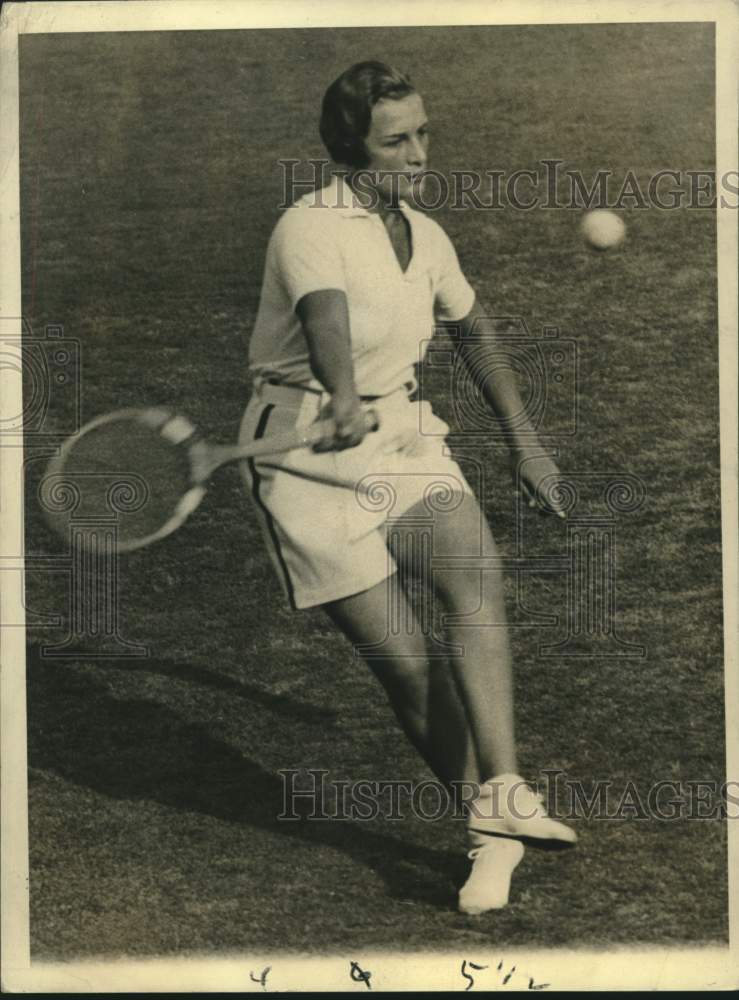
top-left (319, 61), bottom-right (416, 169)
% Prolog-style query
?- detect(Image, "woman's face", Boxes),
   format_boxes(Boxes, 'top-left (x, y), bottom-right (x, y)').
top-left (358, 92), bottom-right (429, 205)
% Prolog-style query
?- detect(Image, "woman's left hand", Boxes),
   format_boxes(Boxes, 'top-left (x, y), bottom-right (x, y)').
top-left (510, 449), bottom-right (568, 519)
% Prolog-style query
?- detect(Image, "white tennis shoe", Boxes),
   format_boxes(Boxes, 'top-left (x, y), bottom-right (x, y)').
top-left (458, 836), bottom-right (525, 914)
top-left (467, 773), bottom-right (577, 845)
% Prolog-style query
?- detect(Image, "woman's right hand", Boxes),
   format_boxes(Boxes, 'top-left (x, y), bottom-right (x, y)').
top-left (312, 390), bottom-right (370, 452)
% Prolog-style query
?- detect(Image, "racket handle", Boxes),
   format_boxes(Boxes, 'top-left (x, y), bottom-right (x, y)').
top-left (276, 407), bottom-right (380, 451)
top-left (215, 408), bottom-right (380, 465)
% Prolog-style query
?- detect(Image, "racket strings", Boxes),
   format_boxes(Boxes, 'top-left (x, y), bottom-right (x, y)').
top-left (41, 412), bottom-right (197, 548)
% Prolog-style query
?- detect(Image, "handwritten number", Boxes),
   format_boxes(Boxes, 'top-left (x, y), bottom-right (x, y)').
top-left (350, 961), bottom-right (372, 990)
top-left (463, 960), bottom-right (549, 991)
top-left (246, 956), bottom-right (548, 991)
top-left (249, 966), bottom-right (271, 991)
top-left (461, 960), bottom-right (489, 991)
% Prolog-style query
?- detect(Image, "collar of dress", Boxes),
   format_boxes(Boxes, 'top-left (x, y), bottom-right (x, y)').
top-left (296, 174), bottom-right (413, 221)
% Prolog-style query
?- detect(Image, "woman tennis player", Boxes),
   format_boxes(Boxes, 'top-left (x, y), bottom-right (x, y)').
top-left (241, 62), bottom-right (576, 914)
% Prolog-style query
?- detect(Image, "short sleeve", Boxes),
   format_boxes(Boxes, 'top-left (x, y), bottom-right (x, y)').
top-left (270, 207), bottom-right (347, 309)
top-left (431, 224), bottom-right (476, 322)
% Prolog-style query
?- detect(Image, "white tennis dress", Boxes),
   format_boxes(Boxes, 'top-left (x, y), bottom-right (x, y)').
top-left (241, 175), bottom-right (476, 609)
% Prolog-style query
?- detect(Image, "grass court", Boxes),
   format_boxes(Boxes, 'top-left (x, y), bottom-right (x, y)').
top-left (19, 22), bottom-right (726, 957)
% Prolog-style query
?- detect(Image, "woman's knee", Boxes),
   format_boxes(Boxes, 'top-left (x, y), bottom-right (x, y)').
top-left (365, 643), bottom-right (429, 695)
top-left (432, 563), bottom-right (506, 617)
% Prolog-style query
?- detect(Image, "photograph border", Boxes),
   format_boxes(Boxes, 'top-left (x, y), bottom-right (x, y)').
top-left (1, 0), bottom-right (737, 991)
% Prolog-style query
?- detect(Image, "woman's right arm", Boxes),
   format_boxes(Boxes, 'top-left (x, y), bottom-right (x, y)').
top-left (296, 289), bottom-right (369, 451)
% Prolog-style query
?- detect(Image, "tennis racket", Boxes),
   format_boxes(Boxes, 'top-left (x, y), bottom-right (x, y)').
top-left (39, 405), bottom-right (379, 552)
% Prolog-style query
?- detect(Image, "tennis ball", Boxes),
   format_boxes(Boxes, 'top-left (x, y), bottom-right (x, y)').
top-left (581, 210), bottom-right (626, 251)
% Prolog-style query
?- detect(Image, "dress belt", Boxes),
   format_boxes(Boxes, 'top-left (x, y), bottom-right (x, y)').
top-left (261, 377), bottom-right (417, 403)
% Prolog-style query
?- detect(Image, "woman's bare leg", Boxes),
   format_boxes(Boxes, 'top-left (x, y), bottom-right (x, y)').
top-left (323, 573), bottom-right (480, 789)
top-left (388, 493), bottom-right (518, 783)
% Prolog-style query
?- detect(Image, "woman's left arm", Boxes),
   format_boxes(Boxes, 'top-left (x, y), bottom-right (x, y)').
top-left (455, 296), bottom-right (567, 518)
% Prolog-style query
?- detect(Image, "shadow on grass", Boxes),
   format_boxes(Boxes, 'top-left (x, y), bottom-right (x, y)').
top-left (73, 652), bottom-right (338, 725)
top-left (27, 651), bottom-right (462, 909)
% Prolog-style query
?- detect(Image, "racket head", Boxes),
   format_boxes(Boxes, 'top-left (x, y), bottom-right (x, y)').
top-left (39, 407), bottom-right (208, 552)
